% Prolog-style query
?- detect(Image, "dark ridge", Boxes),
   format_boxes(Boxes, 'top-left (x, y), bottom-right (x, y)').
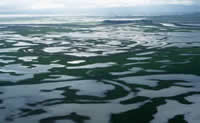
top-left (103, 19), bottom-right (153, 25)
top-left (169, 115), bottom-right (188, 123)
top-left (111, 98), bottom-right (166, 123)
top-left (174, 23), bottom-right (200, 27)
top-left (40, 112), bottom-right (90, 123)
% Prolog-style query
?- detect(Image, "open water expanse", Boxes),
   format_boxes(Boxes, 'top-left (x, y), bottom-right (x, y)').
top-left (0, 15), bottom-right (200, 123)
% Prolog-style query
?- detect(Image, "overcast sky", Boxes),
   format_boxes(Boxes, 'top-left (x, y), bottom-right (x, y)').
top-left (0, 0), bottom-right (199, 15)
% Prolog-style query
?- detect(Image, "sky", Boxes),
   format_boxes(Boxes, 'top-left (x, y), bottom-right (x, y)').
top-left (0, 0), bottom-right (200, 15)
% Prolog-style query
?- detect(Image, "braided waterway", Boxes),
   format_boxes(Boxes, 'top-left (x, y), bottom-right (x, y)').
top-left (0, 16), bottom-right (200, 123)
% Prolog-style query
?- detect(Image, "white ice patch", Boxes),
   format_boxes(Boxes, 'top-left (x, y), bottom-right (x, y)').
top-left (43, 47), bottom-right (69, 53)
top-left (67, 60), bottom-right (85, 64)
top-left (156, 60), bottom-right (171, 63)
top-left (136, 51), bottom-right (155, 56)
top-left (44, 34), bottom-right (65, 38)
top-left (0, 64), bottom-right (65, 82)
top-left (161, 23), bottom-right (177, 27)
top-left (110, 71), bottom-right (133, 76)
top-left (0, 47), bottom-right (26, 53)
top-left (13, 42), bottom-right (37, 46)
top-left (18, 56), bottom-right (38, 62)
top-left (43, 75), bottom-right (78, 81)
top-left (151, 95), bottom-right (200, 123)
top-left (0, 59), bottom-right (15, 63)
top-left (118, 74), bottom-right (200, 88)
top-left (0, 80), bottom-right (134, 123)
top-left (65, 52), bottom-right (98, 57)
top-left (127, 57), bottom-right (152, 61)
top-left (145, 69), bottom-right (165, 73)
top-left (137, 86), bottom-right (195, 98)
top-left (107, 41), bottom-right (122, 46)
top-left (110, 67), bottom-right (143, 76)
top-left (69, 80), bottom-right (115, 97)
top-left (67, 62), bottom-right (116, 69)
top-left (1, 102), bottom-right (146, 123)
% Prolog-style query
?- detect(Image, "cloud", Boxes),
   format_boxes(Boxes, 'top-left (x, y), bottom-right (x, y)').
top-left (83, 0), bottom-right (195, 8)
top-left (0, 0), bottom-right (199, 14)
top-left (31, 1), bottom-right (65, 9)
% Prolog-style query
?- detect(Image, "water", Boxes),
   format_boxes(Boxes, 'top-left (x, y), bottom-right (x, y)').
top-left (0, 15), bottom-right (200, 123)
